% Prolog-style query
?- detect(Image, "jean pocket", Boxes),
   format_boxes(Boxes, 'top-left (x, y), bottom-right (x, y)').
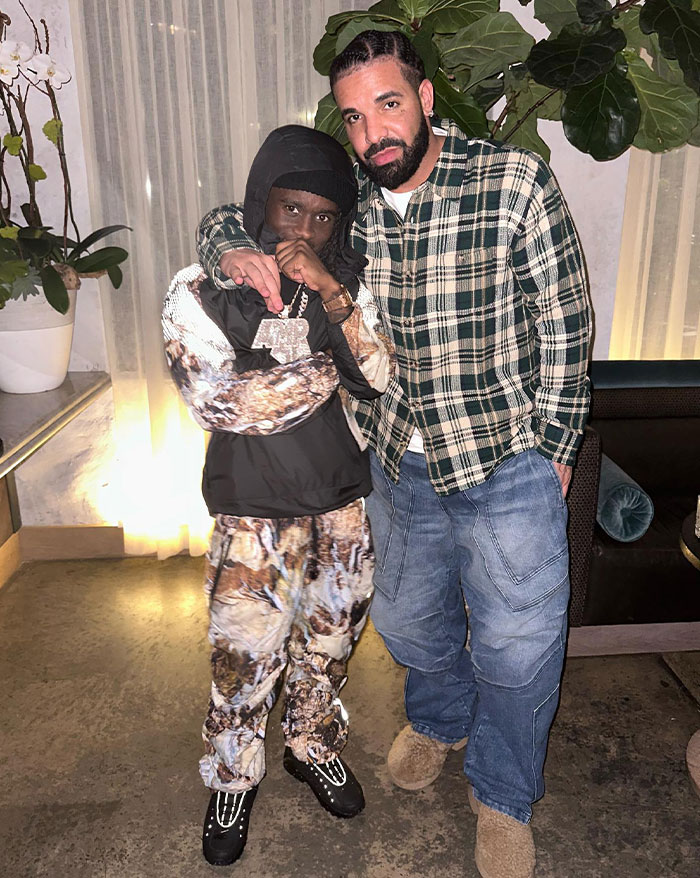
top-left (484, 451), bottom-right (569, 611)
top-left (365, 456), bottom-right (413, 601)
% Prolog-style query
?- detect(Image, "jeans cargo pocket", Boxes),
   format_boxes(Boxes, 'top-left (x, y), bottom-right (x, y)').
top-left (483, 450), bottom-right (569, 611)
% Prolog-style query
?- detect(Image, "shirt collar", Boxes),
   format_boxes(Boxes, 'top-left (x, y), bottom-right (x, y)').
top-left (356, 119), bottom-right (469, 215)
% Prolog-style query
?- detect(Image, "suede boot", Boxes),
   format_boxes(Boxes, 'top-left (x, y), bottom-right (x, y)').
top-left (387, 724), bottom-right (467, 790)
top-left (469, 785), bottom-right (536, 878)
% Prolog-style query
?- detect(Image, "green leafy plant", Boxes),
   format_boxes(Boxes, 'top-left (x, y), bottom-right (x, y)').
top-left (0, 4), bottom-right (129, 314)
top-left (313, 0), bottom-right (700, 163)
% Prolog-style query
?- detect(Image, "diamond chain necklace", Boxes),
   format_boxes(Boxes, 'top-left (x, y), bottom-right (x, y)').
top-left (278, 283), bottom-right (308, 320)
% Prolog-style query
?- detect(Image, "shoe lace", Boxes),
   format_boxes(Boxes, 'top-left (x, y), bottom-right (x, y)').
top-left (215, 791), bottom-right (245, 830)
top-left (312, 757), bottom-right (348, 787)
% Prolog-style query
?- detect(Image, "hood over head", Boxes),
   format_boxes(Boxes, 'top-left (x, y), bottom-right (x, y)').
top-left (242, 124), bottom-right (366, 289)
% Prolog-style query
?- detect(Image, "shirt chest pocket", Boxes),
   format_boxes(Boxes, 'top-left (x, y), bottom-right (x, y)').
top-left (431, 246), bottom-right (503, 315)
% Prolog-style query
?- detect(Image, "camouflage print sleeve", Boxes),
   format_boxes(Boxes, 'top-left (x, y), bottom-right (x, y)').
top-left (162, 265), bottom-right (340, 435)
top-left (338, 281), bottom-right (396, 394)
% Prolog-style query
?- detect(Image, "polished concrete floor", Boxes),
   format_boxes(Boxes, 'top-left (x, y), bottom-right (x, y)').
top-left (1, 556), bottom-right (699, 878)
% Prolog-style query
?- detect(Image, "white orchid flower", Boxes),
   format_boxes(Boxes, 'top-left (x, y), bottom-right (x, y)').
top-left (0, 40), bottom-right (34, 67)
top-left (30, 53), bottom-right (71, 88)
top-left (0, 58), bottom-right (19, 85)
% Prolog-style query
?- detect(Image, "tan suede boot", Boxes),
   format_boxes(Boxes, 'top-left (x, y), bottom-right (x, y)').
top-left (469, 787), bottom-right (536, 878)
top-left (387, 724), bottom-right (467, 790)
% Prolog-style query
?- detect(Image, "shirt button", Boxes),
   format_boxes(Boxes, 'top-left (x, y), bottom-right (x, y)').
top-left (457, 253), bottom-right (466, 264)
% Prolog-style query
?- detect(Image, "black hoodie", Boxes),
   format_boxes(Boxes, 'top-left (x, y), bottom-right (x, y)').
top-left (197, 126), bottom-right (380, 518)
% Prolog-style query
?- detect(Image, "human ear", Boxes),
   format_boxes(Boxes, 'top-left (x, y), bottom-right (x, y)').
top-left (418, 78), bottom-right (434, 118)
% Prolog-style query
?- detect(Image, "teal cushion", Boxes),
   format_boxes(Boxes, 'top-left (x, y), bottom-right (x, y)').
top-left (596, 454), bottom-right (655, 542)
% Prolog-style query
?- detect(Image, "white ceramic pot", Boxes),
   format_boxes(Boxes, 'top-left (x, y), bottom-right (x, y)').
top-left (0, 289), bottom-right (77, 393)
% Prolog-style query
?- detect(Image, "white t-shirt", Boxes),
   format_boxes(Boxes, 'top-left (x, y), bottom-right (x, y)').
top-left (379, 126), bottom-right (447, 455)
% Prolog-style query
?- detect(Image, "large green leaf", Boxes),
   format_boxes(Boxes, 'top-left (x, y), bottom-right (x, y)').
top-left (498, 113), bottom-right (552, 161)
top-left (504, 65), bottom-right (564, 120)
top-left (398, 0), bottom-right (436, 19)
top-left (412, 23), bottom-right (441, 79)
top-left (326, 11), bottom-right (365, 34)
top-left (640, 0), bottom-right (700, 93)
top-left (72, 246), bottom-right (129, 274)
top-left (39, 265), bottom-right (69, 314)
top-left (107, 264), bottom-right (123, 289)
top-left (313, 30), bottom-right (338, 75)
top-left (70, 224), bottom-right (131, 258)
top-left (561, 57), bottom-right (640, 159)
top-left (433, 68), bottom-right (490, 135)
top-left (471, 75), bottom-right (506, 110)
top-left (622, 8), bottom-right (685, 84)
top-left (369, 0), bottom-right (408, 15)
top-left (13, 236), bottom-right (53, 260)
top-left (625, 51), bottom-right (700, 149)
top-left (426, 0), bottom-right (498, 33)
top-left (336, 18), bottom-right (403, 55)
top-left (534, 0), bottom-right (579, 36)
top-left (441, 13), bottom-right (535, 86)
top-left (576, 0), bottom-right (612, 26)
top-left (620, 7), bottom-right (655, 55)
top-left (314, 91), bottom-right (348, 144)
top-left (527, 24), bottom-right (626, 89)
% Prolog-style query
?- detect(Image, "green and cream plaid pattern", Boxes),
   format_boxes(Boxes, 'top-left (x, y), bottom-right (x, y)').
top-left (197, 121), bottom-right (591, 495)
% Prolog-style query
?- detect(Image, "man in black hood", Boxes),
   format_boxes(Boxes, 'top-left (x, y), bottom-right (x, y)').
top-left (163, 125), bottom-right (393, 868)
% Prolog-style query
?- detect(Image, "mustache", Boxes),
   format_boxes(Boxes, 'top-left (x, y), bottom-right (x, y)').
top-left (364, 137), bottom-right (406, 162)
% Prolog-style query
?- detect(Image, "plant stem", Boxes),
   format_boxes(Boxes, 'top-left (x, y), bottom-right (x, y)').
top-left (612, 0), bottom-right (644, 15)
top-left (10, 85), bottom-right (42, 226)
top-left (502, 88), bottom-right (559, 142)
top-left (46, 84), bottom-right (80, 251)
top-left (0, 151), bottom-right (10, 223)
top-left (491, 94), bottom-right (518, 138)
top-left (17, 0), bottom-right (41, 51)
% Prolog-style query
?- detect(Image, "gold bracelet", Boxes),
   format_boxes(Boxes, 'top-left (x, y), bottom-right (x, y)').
top-left (321, 283), bottom-right (354, 316)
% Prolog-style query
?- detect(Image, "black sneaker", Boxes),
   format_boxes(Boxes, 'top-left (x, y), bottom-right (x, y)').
top-left (202, 787), bottom-right (257, 866)
top-left (283, 747), bottom-right (365, 818)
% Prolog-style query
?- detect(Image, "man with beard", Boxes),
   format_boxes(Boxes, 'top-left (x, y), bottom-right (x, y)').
top-left (197, 30), bottom-right (591, 878)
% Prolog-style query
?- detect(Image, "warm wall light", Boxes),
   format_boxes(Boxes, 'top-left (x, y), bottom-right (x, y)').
top-left (95, 380), bottom-right (212, 558)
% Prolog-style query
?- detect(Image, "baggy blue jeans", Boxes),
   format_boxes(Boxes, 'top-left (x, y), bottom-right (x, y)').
top-left (365, 448), bottom-right (570, 824)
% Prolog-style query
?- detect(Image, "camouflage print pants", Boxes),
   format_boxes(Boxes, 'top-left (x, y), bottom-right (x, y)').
top-left (199, 498), bottom-right (374, 793)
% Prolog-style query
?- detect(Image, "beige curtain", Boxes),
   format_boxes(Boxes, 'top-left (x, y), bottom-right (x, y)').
top-left (610, 146), bottom-right (700, 360)
top-left (69, 0), bottom-right (371, 557)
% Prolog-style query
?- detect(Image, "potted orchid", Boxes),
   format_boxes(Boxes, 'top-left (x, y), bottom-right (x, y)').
top-left (0, 5), bottom-right (129, 393)
top-left (0, 5), bottom-right (129, 315)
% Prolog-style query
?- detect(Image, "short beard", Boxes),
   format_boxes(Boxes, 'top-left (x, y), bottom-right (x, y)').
top-left (357, 114), bottom-right (431, 190)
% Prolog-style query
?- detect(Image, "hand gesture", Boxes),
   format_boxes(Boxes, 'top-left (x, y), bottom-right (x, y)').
top-left (275, 239), bottom-right (337, 297)
top-left (219, 249), bottom-right (283, 313)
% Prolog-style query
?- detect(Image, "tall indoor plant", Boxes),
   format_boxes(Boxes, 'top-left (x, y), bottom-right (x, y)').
top-left (313, 0), bottom-right (700, 163)
top-left (0, 4), bottom-right (129, 392)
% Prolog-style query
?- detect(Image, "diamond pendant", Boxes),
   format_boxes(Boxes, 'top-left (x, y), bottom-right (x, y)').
top-left (252, 318), bottom-right (311, 364)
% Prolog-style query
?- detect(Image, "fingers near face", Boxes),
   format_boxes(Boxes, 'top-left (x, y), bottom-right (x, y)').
top-left (264, 187), bottom-right (340, 253)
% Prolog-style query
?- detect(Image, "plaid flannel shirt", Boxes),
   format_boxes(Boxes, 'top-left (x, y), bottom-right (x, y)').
top-left (197, 121), bottom-right (591, 495)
